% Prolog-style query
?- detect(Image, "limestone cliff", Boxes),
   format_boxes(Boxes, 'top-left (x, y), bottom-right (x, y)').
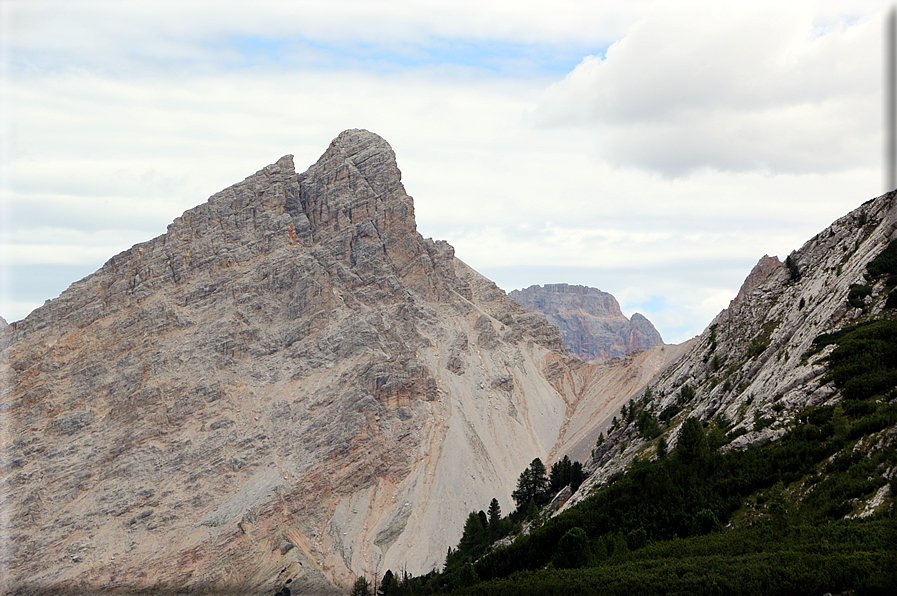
top-left (1, 130), bottom-right (663, 595)
top-left (509, 284), bottom-right (663, 362)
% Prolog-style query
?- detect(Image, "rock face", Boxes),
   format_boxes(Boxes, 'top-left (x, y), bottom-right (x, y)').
top-left (509, 284), bottom-right (663, 362)
top-left (563, 192), bottom-right (897, 512)
top-left (725, 254), bottom-right (782, 311)
top-left (1, 130), bottom-right (666, 595)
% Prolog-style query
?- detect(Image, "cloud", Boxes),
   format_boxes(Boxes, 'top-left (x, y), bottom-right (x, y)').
top-left (0, 0), bottom-right (888, 344)
top-left (1, 0), bottom-right (639, 78)
top-left (533, 1), bottom-right (882, 176)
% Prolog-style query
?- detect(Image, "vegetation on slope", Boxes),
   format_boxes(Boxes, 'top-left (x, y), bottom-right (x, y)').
top-left (375, 342), bottom-right (896, 594)
top-left (381, 392), bottom-right (896, 595)
top-left (361, 237), bottom-right (897, 596)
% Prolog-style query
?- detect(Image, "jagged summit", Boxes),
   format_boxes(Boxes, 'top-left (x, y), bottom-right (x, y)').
top-left (510, 283), bottom-right (663, 362)
top-left (721, 254), bottom-right (782, 317)
top-left (3, 131), bottom-right (676, 594)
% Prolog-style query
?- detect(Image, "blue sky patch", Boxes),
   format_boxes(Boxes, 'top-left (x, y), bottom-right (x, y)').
top-left (232, 36), bottom-right (288, 63)
top-left (624, 294), bottom-right (667, 314)
top-left (225, 35), bottom-right (606, 76)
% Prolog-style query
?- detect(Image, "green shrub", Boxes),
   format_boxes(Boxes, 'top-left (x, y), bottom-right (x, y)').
top-left (637, 410), bottom-right (662, 440)
top-left (553, 527), bottom-right (592, 569)
top-left (866, 238), bottom-right (897, 277)
top-left (752, 411), bottom-right (774, 432)
top-left (677, 385), bottom-right (695, 405)
top-left (847, 284), bottom-right (872, 309)
top-left (659, 404), bottom-right (682, 423)
top-left (785, 255), bottom-right (800, 281)
top-left (886, 289), bottom-right (897, 309)
top-left (821, 319), bottom-right (897, 400)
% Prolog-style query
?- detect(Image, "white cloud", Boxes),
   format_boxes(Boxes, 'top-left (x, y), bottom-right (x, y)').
top-left (0, 0), bottom-right (889, 342)
top-left (534, 1), bottom-right (883, 175)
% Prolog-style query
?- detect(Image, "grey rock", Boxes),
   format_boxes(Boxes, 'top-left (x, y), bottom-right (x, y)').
top-left (6, 130), bottom-right (658, 594)
top-left (510, 283), bottom-right (663, 361)
top-left (565, 190), bottom-right (897, 513)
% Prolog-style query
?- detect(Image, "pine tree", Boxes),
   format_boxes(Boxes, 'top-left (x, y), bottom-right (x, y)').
top-left (511, 468), bottom-right (533, 511)
top-left (530, 458), bottom-right (548, 495)
top-left (457, 511), bottom-right (486, 562)
top-left (511, 458), bottom-right (550, 510)
top-left (831, 403), bottom-right (848, 442)
top-left (350, 576), bottom-right (371, 596)
top-left (675, 417), bottom-right (708, 462)
top-left (549, 455), bottom-right (572, 493)
top-left (626, 399), bottom-right (637, 423)
top-left (487, 498), bottom-right (501, 541)
top-left (570, 461), bottom-right (584, 491)
top-left (378, 570), bottom-right (394, 596)
top-left (525, 498), bottom-right (538, 522)
top-left (457, 563), bottom-right (479, 588)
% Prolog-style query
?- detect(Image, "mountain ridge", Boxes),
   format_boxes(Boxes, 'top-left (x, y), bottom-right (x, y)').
top-left (1, 130), bottom-right (672, 594)
top-left (561, 191), bottom-right (897, 515)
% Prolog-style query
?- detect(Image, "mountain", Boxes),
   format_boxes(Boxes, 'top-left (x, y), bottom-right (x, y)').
top-left (0, 130), bottom-right (682, 595)
top-left (509, 284), bottom-right (663, 362)
top-left (393, 195), bottom-right (897, 596)
top-left (569, 192), bottom-right (897, 502)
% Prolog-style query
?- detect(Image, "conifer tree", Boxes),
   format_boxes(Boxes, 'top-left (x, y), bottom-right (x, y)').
top-left (378, 570), bottom-right (394, 596)
top-left (525, 498), bottom-right (538, 522)
top-left (512, 458), bottom-right (549, 510)
top-left (570, 461), bottom-right (584, 491)
top-left (487, 498), bottom-right (501, 541)
top-left (675, 417), bottom-right (708, 462)
top-left (350, 576), bottom-right (371, 596)
top-left (831, 403), bottom-right (848, 441)
top-left (457, 512), bottom-right (486, 562)
top-left (549, 455), bottom-right (572, 493)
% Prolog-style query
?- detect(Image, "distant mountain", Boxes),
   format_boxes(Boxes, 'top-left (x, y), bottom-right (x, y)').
top-left (509, 284), bottom-right (663, 362)
top-left (0, 130), bottom-right (682, 595)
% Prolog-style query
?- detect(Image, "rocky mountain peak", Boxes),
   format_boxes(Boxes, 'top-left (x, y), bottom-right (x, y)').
top-left (9, 130), bottom-right (672, 594)
top-left (299, 129), bottom-right (412, 241)
top-left (509, 284), bottom-right (663, 362)
top-left (720, 254), bottom-right (782, 317)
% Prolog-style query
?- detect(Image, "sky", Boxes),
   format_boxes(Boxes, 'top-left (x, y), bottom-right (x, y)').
top-left (0, 0), bottom-right (889, 343)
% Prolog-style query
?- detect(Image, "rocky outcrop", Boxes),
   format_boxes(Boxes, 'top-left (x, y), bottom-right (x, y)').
top-left (509, 284), bottom-right (663, 362)
top-left (723, 254), bottom-right (782, 314)
top-left (1, 130), bottom-right (659, 595)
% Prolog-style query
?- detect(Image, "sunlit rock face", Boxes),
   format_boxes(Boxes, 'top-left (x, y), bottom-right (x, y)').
top-left (2, 130), bottom-right (675, 595)
top-left (510, 284), bottom-right (664, 362)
